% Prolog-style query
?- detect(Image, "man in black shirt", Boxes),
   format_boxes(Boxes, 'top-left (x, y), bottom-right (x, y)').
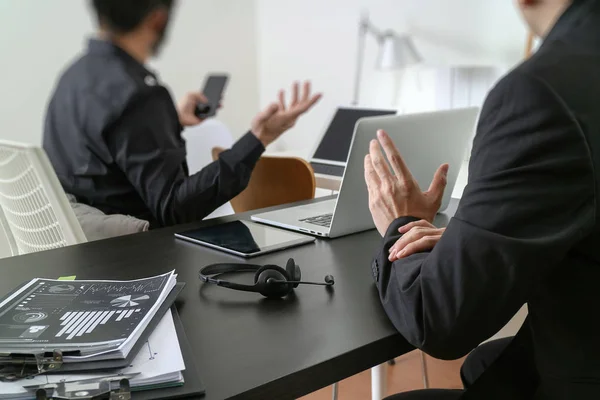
top-left (43, 0), bottom-right (321, 228)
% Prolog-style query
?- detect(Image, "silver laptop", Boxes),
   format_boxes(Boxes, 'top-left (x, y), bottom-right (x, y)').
top-left (252, 108), bottom-right (480, 238)
top-left (309, 107), bottom-right (396, 178)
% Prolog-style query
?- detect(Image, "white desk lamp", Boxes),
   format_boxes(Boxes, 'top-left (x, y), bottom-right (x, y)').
top-left (352, 13), bottom-right (422, 106)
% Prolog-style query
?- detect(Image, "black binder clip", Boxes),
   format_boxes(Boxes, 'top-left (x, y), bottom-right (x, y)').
top-left (34, 377), bottom-right (132, 400)
top-left (0, 350), bottom-right (63, 381)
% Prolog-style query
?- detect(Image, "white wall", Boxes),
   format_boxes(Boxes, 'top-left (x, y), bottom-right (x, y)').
top-left (0, 1), bottom-right (94, 146)
top-left (0, 0), bottom-right (527, 152)
top-left (150, 0), bottom-right (260, 137)
top-left (256, 0), bottom-right (527, 152)
top-left (0, 0), bottom-right (259, 146)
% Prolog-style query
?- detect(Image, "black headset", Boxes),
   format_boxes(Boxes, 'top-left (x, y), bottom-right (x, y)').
top-left (199, 258), bottom-right (334, 299)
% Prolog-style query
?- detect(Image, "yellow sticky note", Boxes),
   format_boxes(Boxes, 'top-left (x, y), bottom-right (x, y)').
top-left (57, 276), bottom-right (77, 281)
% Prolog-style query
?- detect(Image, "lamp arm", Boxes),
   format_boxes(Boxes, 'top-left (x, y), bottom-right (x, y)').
top-left (352, 13), bottom-right (386, 106)
top-left (362, 20), bottom-right (384, 39)
top-left (352, 14), bottom-right (387, 105)
top-left (352, 19), bottom-right (368, 105)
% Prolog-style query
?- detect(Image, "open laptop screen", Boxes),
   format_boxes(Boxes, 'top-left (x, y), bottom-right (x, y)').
top-left (312, 108), bottom-right (396, 163)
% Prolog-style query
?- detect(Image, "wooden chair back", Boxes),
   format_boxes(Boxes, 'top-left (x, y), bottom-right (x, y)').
top-left (212, 147), bottom-right (316, 213)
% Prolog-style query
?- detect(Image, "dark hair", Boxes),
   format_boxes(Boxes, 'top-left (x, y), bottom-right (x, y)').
top-left (90, 0), bottom-right (175, 34)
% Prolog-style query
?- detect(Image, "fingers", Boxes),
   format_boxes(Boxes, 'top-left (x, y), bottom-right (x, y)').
top-left (377, 130), bottom-right (413, 183)
top-left (297, 93), bottom-right (323, 114)
top-left (292, 81), bottom-right (322, 115)
top-left (398, 219), bottom-right (435, 234)
top-left (427, 164), bottom-right (449, 198)
top-left (256, 103), bottom-right (279, 124)
top-left (369, 139), bottom-right (393, 181)
top-left (279, 90), bottom-right (286, 110)
top-left (189, 92), bottom-right (208, 104)
top-left (388, 228), bottom-right (422, 260)
top-left (291, 82), bottom-right (300, 107)
top-left (301, 81), bottom-right (310, 103)
top-left (275, 81), bottom-right (322, 118)
top-left (388, 226), bottom-right (445, 260)
top-left (389, 235), bottom-right (442, 261)
top-left (364, 155), bottom-right (381, 190)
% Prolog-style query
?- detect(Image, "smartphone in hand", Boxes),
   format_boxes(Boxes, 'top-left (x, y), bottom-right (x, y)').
top-left (195, 74), bottom-right (229, 119)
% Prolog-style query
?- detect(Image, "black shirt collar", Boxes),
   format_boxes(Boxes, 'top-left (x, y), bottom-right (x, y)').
top-left (543, 0), bottom-right (599, 44)
top-left (88, 38), bottom-right (158, 81)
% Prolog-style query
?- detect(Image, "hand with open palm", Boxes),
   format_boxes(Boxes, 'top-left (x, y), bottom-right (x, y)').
top-left (251, 81), bottom-right (322, 147)
top-left (364, 130), bottom-right (449, 236)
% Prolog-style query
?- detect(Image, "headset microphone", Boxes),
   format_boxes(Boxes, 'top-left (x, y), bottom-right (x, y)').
top-left (199, 259), bottom-right (335, 299)
top-left (267, 275), bottom-right (335, 287)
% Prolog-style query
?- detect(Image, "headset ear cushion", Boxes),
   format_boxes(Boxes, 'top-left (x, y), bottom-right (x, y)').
top-left (286, 259), bottom-right (301, 288)
top-left (254, 265), bottom-right (288, 283)
top-left (254, 265), bottom-right (292, 298)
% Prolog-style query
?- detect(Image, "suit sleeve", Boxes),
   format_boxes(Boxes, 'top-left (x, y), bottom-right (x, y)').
top-left (105, 88), bottom-right (264, 226)
top-left (371, 70), bottom-right (596, 360)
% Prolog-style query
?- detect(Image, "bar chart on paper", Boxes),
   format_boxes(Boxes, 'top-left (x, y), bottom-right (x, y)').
top-left (0, 272), bottom-right (175, 350)
top-left (0, 272), bottom-right (186, 400)
top-left (56, 308), bottom-right (143, 340)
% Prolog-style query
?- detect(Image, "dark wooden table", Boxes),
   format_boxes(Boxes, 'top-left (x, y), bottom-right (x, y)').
top-left (0, 197), bottom-right (457, 400)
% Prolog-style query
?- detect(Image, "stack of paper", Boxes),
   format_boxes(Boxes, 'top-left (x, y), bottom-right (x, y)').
top-left (0, 309), bottom-right (185, 399)
top-left (0, 272), bottom-right (185, 399)
top-left (0, 272), bottom-right (177, 361)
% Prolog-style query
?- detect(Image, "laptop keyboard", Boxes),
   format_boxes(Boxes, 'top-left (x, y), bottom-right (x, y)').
top-left (310, 162), bottom-right (345, 177)
top-left (300, 213), bottom-right (333, 228)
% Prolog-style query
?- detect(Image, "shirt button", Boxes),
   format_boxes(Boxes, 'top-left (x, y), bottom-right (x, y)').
top-left (372, 260), bottom-right (379, 281)
top-left (144, 76), bottom-right (157, 86)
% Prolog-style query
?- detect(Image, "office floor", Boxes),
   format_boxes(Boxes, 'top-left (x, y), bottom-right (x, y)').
top-left (300, 305), bottom-right (528, 400)
top-left (300, 350), bottom-right (466, 400)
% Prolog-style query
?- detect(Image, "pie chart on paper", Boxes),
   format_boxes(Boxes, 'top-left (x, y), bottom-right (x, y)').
top-left (110, 295), bottom-right (150, 308)
top-left (49, 284), bottom-right (75, 294)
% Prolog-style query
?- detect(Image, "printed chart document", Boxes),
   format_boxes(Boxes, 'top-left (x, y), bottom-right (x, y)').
top-left (0, 271), bottom-right (177, 361)
top-left (0, 310), bottom-right (186, 400)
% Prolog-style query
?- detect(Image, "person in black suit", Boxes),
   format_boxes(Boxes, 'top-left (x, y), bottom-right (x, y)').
top-left (364, 0), bottom-right (600, 398)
